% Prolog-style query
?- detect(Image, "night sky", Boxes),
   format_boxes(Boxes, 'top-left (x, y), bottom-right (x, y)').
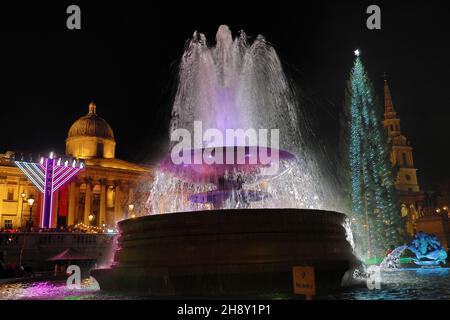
top-left (0, 1), bottom-right (449, 190)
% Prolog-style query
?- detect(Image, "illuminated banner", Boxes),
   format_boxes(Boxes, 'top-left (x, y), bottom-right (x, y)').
top-left (15, 152), bottom-right (84, 228)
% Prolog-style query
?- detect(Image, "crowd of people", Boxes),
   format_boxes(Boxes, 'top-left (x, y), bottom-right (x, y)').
top-left (0, 261), bottom-right (33, 279)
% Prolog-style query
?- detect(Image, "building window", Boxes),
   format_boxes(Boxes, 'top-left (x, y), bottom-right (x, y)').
top-left (7, 188), bottom-right (14, 201)
top-left (96, 143), bottom-right (104, 157)
top-left (390, 124), bottom-right (394, 132)
top-left (4, 220), bottom-right (13, 229)
top-left (405, 174), bottom-right (411, 181)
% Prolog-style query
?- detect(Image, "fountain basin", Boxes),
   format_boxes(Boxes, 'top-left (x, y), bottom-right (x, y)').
top-left (92, 209), bottom-right (357, 297)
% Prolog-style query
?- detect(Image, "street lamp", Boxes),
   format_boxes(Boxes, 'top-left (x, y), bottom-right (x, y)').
top-left (27, 195), bottom-right (35, 231)
top-left (128, 204), bottom-right (135, 218)
top-left (442, 205), bottom-right (449, 218)
top-left (20, 191), bottom-right (26, 229)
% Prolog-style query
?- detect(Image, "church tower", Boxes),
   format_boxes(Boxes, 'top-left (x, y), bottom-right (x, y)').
top-left (383, 79), bottom-right (420, 193)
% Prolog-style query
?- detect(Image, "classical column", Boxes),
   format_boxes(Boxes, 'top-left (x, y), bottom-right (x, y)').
top-left (114, 180), bottom-right (122, 223)
top-left (68, 181), bottom-right (78, 227)
top-left (99, 179), bottom-right (107, 227)
top-left (128, 182), bottom-right (134, 212)
top-left (83, 178), bottom-right (93, 225)
top-left (16, 180), bottom-right (23, 226)
top-left (17, 180), bottom-right (27, 228)
top-left (74, 185), bottom-right (80, 224)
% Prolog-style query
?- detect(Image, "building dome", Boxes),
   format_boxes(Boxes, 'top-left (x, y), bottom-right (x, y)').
top-left (66, 102), bottom-right (116, 159)
top-left (68, 102), bottom-right (114, 140)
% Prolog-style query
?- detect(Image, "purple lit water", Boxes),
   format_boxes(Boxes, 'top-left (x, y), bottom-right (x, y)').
top-left (0, 278), bottom-right (138, 300)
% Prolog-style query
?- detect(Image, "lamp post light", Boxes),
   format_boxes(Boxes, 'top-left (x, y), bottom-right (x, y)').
top-left (128, 204), bottom-right (135, 218)
top-left (442, 206), bottom-right (449, 218)
top-left (20, 191), bottom-right (26, 229)
top-left (27, 195), bottom-right (35, 231)
top-left (435, 206), bottom-right (449, 219)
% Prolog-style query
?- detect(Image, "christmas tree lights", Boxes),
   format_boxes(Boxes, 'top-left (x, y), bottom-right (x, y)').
top-left (345, 53), bottom-right (404, 259)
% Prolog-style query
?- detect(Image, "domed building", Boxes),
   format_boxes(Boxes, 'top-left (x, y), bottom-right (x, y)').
top-left (0, 102), bottom-right (153, 230)
top-left (66, 102), bottom-right (116, 159)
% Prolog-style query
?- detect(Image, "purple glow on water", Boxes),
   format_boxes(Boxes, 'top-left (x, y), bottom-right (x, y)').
top-left (0, 278), bottom-right (101, 300)
top-left (160, 146), bottom-right (296, 184)
top-left (215, 88), bottom-right (239, 135)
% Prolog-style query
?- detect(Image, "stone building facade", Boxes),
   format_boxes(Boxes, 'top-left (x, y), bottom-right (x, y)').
top-left (0, 102), bottom-right (153, 230)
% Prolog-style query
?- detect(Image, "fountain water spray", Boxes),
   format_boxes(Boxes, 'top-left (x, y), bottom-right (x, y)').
top-left (149, 25), bottom-right (336, 214)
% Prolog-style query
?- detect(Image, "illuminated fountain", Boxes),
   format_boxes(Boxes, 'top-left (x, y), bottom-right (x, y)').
top-left (149, 24), bottom-right (338, 214)
top-left (92, 25), bottom-right (357, 297)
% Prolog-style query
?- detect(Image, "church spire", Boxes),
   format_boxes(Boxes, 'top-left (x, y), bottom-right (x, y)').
top-left (384, 78), bottom-right (396, 116)
top-left (383, 77), bottom-right (401, 136)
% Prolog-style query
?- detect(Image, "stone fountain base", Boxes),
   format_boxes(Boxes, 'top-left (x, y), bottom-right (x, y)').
top-left (92, 209), bottom-right (357, 297)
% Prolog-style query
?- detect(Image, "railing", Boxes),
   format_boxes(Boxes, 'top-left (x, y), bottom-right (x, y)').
top-left (0, 232), bottom-right (116, 248)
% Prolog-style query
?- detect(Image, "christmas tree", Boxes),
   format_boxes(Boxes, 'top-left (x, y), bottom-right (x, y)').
top-left (344, 51), bottom-right (404, 259)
